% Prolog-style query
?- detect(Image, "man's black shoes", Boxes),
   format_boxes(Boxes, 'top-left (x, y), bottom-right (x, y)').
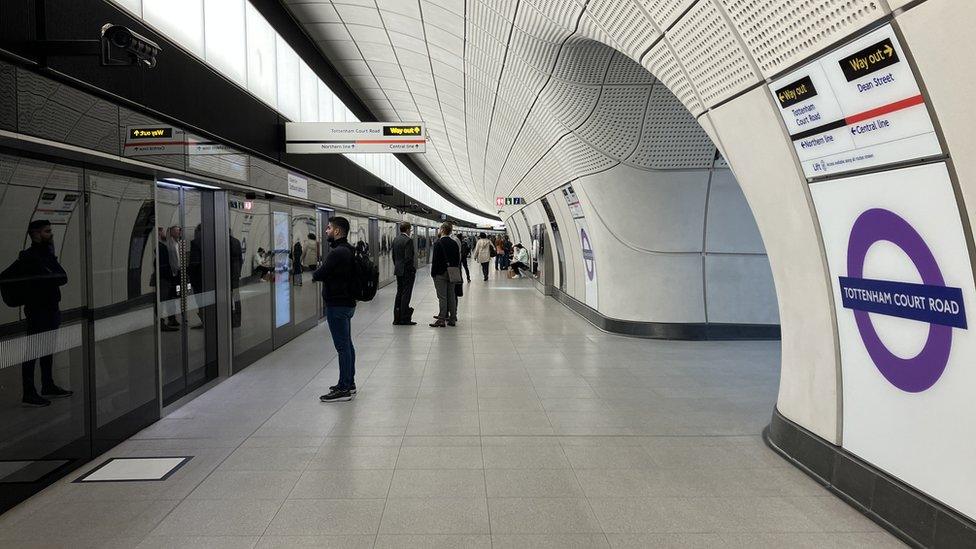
top-left (320, 389), bottom-right (353, 402)
top-left (41, 385), bottom-right (73, 398)
top-left (22, 394), bottom-right (51, 407)
top-left (329, 384), bottom-right (356, 394)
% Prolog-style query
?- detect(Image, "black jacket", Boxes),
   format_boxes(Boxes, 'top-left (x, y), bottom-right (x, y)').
top-left (17, 243), bottom-right (68, 313)
top-left (431, 236), bottom-right (460, 277)
top-left (313, 237), bottom-right (356, 308)
top-left (392, 233), bottom-right (415, 277)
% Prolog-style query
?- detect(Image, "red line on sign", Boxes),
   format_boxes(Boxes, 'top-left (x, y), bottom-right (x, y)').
top-left (844, 95), bottom-right (924, 125)
top-left (354, 139), bottom-right (426, 144)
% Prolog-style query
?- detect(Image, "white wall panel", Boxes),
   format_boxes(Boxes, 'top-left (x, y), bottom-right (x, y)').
top-left (898, 0), bottom-right (976, 266)
top-left (710, 87), bottom-right (839, 443)
top-left (578, 164), bottom-right (708, 253)
top-left (705, 168), bottom-right (765, 254)
top-left (245, 3), bottom-right (277, 109)
top-left (705, 254), bottom-right (778, 324)
top-left (144, 0), bottom-right (205, 57)
top-left (577, 178), bottom-right (706, 322)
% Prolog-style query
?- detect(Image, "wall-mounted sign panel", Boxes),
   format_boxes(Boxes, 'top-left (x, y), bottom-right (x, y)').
top-left (560, 185), bottom-right (585, 219)
top-left (811, 162), bottom-right (976, 520)
top-left (287, 173), bottom-right (308, 199)
top-left (769, 25), bottom-right (941, 178)
top-left (285, 122), bottom-right (426, 154)
top-left (123, 125), bottom-right (186, 157)
top-left (496, 196), bottom-right (526, 207)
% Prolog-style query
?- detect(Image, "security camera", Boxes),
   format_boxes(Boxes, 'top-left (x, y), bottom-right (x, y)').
top-left (101, 24), bottom-right (161, 68)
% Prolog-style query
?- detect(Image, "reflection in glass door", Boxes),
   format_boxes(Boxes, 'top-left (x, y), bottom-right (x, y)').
top-left (156, 183), bottom-right (218, 405)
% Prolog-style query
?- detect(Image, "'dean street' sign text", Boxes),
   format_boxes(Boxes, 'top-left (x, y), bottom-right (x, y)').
top-left (285, 122), bottom-right (426, 154)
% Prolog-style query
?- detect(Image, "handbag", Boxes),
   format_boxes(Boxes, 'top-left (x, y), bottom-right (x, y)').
top-left (447, 266), bottom-right (463, 284)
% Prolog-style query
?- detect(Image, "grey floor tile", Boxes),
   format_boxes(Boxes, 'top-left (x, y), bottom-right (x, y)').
top-left (487, 498), bottom-right (602, 534)
top-left (374, 534), bottom-right (492, 548)
top-left (379, 498), bottom-right (490, 534)
top-left (188, 470), bottom-right (301, 500)
top-left (150, 499), bottom-right (280, 536)
top-left (491, 534), bottom-right (611, 548)
top-left (136, 535), bottom-right (260, 549)
top-left (289, 469), bottom-right (394, 499)
top-left (255, 535), bottom-right (376, 548)
top-left (264, 499), bottom-right (385, 535)
top-left (482, 445), bottom-right (570, 469)
top-left (395, 446), bottom-right (484, 469)
top-left (605, 533), bottom-right (727, 548)
top-left (0, 499), bottom-right (178, 541)
top-left (718, 532), bottom-right (905, 548)
top-left (308, 445), bottom-right (401, 470)
top-left (389, 469), bottom-right (487, 498)
top-left (218, 447), bottom-right (317, 472)
top-left (485, 469), bottom-right (584, 498)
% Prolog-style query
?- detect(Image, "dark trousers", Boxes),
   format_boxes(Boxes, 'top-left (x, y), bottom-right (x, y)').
top-left (460, 259), bottom-right (470, 281)
top-left (394, 271), bottom-right (415, 322)
top-left (326, 306), bottom-right (356, 390)
top-left (22, 309), bottom-right (61, 397)
top-left (480, 262), bottom-right (490, 280)
top-left (511, 261), bottom-right (529, 276)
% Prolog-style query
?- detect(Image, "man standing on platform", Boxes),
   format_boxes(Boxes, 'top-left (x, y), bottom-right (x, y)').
top-left (314, 216), bottom-right (358, 402)
top-left (391, 222), bottom-right (417, 325)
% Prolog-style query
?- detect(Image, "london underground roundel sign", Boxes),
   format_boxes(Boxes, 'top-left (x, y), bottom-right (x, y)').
top-left (840, 208), bottom-right (966, 392)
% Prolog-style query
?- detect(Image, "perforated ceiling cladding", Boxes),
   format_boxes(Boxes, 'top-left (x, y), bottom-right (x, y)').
top-left (284, 0), bottom-right (888, 214)
top-left (719, 0), bottom-right (886, 78)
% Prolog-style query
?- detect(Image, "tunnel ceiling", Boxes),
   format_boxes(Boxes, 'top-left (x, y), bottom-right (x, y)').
top-left (282, 0), bottom-right (729, 215)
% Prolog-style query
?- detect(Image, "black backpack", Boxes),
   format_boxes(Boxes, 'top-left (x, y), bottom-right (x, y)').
top-left (0, 258), bottom-right (26, 307)
top-left (351, 248), bottom-right (379, 302)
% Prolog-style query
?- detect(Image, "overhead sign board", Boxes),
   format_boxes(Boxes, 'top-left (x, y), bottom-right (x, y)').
top-left (769, 25), bottom-right (941, 178)
top-left (811, 162), bottom-right (976, 521)
top-left (123, 125), bottom-right (185, 157)
top-left (285, 122), bottom-right (426, 154)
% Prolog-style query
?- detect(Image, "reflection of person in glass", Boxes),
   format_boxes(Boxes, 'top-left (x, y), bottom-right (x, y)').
top-left (18, 220), bottom-right (73, 407)
top-left (188, 224), bottom-right (204, 328)
top-left (230, 232), bottom-right (243, 327)
top-left (157, 227), bottom-right (180, 331)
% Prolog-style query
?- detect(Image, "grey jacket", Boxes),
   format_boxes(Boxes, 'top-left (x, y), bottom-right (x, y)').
top-left (392, 232), bottom-right (416, 277)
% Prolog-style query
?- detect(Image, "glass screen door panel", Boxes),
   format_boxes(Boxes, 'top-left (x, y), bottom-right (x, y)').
top-left (228, 195), bottom-right (272, 371)
top-left (291, 206), bottom-right (319, 328)
top-left (156, 183), bottom-right (218, 405)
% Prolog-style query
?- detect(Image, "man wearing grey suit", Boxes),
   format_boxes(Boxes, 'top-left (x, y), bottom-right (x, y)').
top-left (392, 222), bottom-right (417, 325)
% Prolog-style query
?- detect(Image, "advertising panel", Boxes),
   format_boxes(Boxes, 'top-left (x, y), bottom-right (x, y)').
top-left (811, 162), bottom-right (976, 519)
top-left (769, 25), bottom-right (941, 178)
top-left (285, 122), bottom-right (426, 153)
top-left (272, 211), bottom-right (291, 328)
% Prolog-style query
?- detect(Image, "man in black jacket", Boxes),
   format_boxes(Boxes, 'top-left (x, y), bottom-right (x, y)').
top-left (313, 216), bottom-right (357, 402)
top-left (17, 220), bottom-right (73, 407)
top-left (430, 222), bottom-right (460, 328)
top-left (391, 221), bottom-right (416, 325)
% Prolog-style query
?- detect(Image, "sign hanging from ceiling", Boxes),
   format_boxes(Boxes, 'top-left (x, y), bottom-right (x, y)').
top-left (123, 125), bottom-right (186, 157)
top-left (285, 122), bottom-right (426, 154)
top-left (768, 25), bottom-right (942, 178)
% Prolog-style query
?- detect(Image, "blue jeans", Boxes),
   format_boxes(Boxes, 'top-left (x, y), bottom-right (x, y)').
top-left (325, 306), bottom-right (356, 390)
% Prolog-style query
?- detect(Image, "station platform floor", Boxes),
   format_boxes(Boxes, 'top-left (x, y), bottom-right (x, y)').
top-left (0, 267), bottom-right (901, 548)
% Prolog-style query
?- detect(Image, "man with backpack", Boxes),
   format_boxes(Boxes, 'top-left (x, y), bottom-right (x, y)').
top-left (314, 216), bottom-right (359, 402)
top-left (0, 219), bottom-right (73, 407)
